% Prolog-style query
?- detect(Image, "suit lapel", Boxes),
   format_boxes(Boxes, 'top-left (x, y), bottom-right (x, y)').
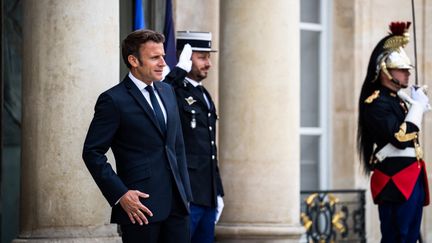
top-left (123, 77), bottom-right (164, 136)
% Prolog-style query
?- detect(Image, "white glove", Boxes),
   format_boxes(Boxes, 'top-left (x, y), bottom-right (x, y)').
top-left (405, 86), bottom-right (430, 128)
top-left (397, 89), bottom-right (414, 104)
top-left (215, 196), bottom-right (224, 224)
top-left (411, 86), bottom-right (430, 112)
top-left (176, 44), bottom-right (192, 72)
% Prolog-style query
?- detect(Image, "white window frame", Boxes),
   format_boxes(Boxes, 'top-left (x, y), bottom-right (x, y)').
top-left (299, 0), bottom-right (332, 190)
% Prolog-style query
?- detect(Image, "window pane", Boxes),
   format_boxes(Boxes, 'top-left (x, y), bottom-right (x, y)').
top-left (301, 0), bottom-right (320, 23)
top-left (300, 30), bottom-right (320, 127)
top-left (301, 135), bottom-right (320, 191)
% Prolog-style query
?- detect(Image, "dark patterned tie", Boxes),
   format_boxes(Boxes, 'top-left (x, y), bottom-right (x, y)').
top-left (197, 85), bottom-right (210, 109)
top-left (145, 86), bottom-right (166, 134)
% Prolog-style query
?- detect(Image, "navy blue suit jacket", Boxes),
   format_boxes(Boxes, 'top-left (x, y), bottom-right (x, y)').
top-left (83, 76), bottom-right (192, 224)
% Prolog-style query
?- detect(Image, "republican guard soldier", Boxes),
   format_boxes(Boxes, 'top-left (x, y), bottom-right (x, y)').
top-left (357, 22), bottom-right (430, 242)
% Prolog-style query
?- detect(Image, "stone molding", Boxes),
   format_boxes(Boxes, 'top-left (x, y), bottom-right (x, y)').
top-left (216, 223), bottom-right (305, 240)
top-left (13, 224), bottom-right (121, 242)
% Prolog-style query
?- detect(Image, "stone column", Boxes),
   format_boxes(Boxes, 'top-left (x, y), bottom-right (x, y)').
top-left (14, 0), bottom-right (120, 242)
top-left (217, 1), bottom-right (304, 242)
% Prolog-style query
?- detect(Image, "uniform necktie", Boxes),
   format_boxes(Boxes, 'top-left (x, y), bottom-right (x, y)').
top-left (145, 86), bottom-right (166, 134)
top-left (197, 85), bottom-right (210, 109)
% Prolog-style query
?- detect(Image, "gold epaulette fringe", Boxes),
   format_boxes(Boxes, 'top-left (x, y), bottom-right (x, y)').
top-left (365, 90), bottom-right (380, 104)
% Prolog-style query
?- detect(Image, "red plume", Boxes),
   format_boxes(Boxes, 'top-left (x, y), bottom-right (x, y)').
top-left (389, 21), bottom-right (411, 35)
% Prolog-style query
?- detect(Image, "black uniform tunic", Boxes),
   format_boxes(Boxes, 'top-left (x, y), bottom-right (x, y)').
top-left (165, 67), bottom-right (224, 208)
top-left (364, 86), bottom-right (428, 204)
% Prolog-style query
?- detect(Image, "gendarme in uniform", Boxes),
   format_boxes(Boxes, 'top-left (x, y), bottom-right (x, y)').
top-left (164, 31), bottom-right (224, 243)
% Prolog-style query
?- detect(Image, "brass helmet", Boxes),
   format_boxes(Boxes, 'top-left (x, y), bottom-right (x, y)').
top-left (377, 22), bottom-right (413, 81)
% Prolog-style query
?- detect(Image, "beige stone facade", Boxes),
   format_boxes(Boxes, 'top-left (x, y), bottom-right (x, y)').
top-left (9, 0), bottom-right (432, 242)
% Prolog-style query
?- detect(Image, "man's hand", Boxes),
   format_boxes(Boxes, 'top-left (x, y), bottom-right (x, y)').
top-left (176, 44), bottom-right (193, 72)
top-left (119, 190), bottom-right (153, 225)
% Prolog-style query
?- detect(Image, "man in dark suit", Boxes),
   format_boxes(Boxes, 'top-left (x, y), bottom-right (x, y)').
top-left (82, 29), bottom-right (192, 243)
top-left (164, 31), bottom-right (224, 243)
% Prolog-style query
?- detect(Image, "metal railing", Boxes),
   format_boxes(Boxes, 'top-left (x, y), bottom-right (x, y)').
top-left (300, 189), bottom-right (366, 243)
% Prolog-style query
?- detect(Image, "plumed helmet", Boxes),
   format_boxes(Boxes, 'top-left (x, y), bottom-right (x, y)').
top-left (374, 22), bottom-right (413, 82)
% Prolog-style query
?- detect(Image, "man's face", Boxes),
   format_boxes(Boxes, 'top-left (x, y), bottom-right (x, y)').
top-left (389, 68), bottom-right (411, 88)
top-left (129, 41), bottom-right (166, 84)
top-left (188, 51), bottom-right (212, 82)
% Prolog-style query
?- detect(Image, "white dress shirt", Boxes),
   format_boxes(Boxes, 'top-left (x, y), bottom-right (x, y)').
top-left (129, 72), bottom-right (167, 123)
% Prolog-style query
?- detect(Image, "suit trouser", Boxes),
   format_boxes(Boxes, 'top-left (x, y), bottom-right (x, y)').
top-left (378, 177), bottom-right (425, 243)
top-left (190, 203), bottom-right (216, 243)
top-left (120, 181), bottom-right (190, 243)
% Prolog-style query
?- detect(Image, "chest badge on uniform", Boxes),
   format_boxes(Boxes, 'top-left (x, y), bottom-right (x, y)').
top-left (185, 96), bottom-right (197, 105)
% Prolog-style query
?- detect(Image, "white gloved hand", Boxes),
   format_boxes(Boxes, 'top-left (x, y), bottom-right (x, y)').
top-left (397, 90), bottom-right (414, 104)
top-left (215, 196), bottom-right (224, 224)
top-left (176, 44), bottom-right (192, 72)
top-left (411, 86), bottom-right (430, 112)
top-left (405, 86), bottom-right (430, 128)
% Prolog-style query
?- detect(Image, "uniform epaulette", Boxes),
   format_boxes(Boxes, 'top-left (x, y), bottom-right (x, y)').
top-left (364, 90), bottom-right (380, 104)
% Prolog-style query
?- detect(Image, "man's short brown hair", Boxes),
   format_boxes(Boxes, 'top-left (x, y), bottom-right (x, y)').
top-left (121, 29), bottom-right (165, 69)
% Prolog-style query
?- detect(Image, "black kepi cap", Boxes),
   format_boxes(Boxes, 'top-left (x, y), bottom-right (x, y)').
top-left (176, 31), bottom-right (217, 52)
